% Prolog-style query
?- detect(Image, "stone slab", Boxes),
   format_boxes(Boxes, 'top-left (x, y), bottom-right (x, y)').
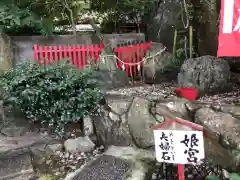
top-left (0, 169), bottom-right (34, 180)
top-left (0, 132), bottom-right (53, 157)
top-left (71, 155), bottom-right (131, 180)
top-left (64, 146), bottom-right (156, 180)
top-left (0, 132), bottom-right (54, 179)
top-left (0, 152), bottom-right (32, 176)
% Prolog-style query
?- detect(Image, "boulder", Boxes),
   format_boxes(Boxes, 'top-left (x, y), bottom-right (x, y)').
top-left (155, 99), bottom-right (192, 120)
top-left (177, 55), bottom-right (231, 95)
top-left (92, 95), bottom-right (134, 147)
top-left (144, 42), bottom-right (174, 83)
top-left (127, 97), bottom-right (156, 148)
top-left (92, 94), bottom-right (193, 149)
top-left (194, 107), bottom-right (240, 172)
top-left (92, 90), bottom-right (240, 172)
top-left (64, 136), bottom-right (95, 153)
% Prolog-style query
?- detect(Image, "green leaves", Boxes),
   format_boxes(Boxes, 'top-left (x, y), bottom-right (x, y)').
top-left (206, 176), bottom-right (220, 180)
top-left (230, 173), bottom-right (240, 180)
top-left (206, 173), bottom-right (240, 180)
top-left (0, 0), bottom-right (88, 34)
top-left (0, 1), bottom-right (53, 34)
top-left (0, 60), bottom-right (104, 136)
top-left (89, 0), bottom-right (163, 24)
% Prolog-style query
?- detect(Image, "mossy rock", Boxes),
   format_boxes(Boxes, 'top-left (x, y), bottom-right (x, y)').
top-left (39, 174), bottom-right (58, 180)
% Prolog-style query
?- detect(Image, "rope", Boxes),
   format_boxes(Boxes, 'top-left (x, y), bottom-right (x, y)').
top-left (99, 47), bottom-right (167, 66)
top-left (181, 0), bottom-right (189, 29)
top-left (181, 0), bottom-right (190, 59)
top-left (184, 35), bottom-right (188, 59)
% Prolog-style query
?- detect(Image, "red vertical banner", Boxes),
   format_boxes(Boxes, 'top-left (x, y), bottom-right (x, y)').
top-left (218, 0), bottom-right (240, 57)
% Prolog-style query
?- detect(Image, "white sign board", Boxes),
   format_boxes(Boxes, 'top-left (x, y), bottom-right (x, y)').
top-left (153, 130), bottom-right (204, 164)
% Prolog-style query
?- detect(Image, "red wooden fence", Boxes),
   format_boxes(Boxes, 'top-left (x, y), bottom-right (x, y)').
top-left (114, 41), bottom-right (152, 76)
top-left (33, 41), bottom-right (152, 76)
top-left (34, 43), bottom-right (104, 69)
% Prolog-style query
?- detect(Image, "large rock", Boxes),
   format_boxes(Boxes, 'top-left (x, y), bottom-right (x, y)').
top-left (92, 69), bottom-right (130, 91)
top-left (177, 55), bottom-right (231, 95)
top-left (92, 94), bottom-right (192, 149)
top-left (92, 95), bottom-right (134, 147)
top-left (155, 99), bottom-right (192, 120)
top-left (92, 89), bottom-right (240, 171)
top-left (64, 146), bottom-right (155, 180)
top-left (127, 97), bottom-right (156, 148)
top-left (144, 42), bottom-right (175, 83)
top-left (194, 107), bottom-right (240, 172)
top-left (64, 136), bottom-right (95, 153)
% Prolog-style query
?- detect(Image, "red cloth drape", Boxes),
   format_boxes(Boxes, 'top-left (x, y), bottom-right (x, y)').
top-left (217, 0), bottom-right (240, 57)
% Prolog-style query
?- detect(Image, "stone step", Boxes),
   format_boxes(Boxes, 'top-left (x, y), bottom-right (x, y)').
top-left (64, 146), bottom-right (156, 180)
top-left (0, 132), bottom-right (54, 179)
top-left (0, 169), bottom-right (34, 180)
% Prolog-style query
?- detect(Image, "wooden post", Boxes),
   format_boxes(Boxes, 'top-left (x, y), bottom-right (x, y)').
top-left (178, 164), bottom-right (185, 180)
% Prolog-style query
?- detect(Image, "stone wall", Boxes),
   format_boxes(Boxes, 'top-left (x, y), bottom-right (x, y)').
top-left (89, 87), bottom-right (240, 172)
top-left (10, 33), bottom-right (145, 66)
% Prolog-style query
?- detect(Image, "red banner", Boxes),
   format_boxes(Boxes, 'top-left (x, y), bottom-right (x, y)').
top-left (217, 0), bottom-right (240, 57)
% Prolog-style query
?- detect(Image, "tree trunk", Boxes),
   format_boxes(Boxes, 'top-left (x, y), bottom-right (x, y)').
top-left (63, 0), bottom-right (77, 36)
top-left (197, 0), bottom-right (218, 56)
top-left (0, 32), bottom-right (13, 72)
top-left (191, 0), bottom-right (201, 57)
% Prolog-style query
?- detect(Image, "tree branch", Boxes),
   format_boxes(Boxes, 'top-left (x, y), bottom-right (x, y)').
top-left (62, 0), bottom-right (77, 35)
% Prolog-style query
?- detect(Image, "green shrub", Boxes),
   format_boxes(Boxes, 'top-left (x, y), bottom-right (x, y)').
top-left (0, 60), bottom-right (104, 136)
top-left (206, 173), bottom-right (240, 180)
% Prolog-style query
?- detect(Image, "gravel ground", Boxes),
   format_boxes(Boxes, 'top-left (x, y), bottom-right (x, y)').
top-left (151, 160), bottom-right (228, 180)
top-left (106, 79), bottom-right (240, 104)
top-left (54, 147), bottom-right (228, 180)
top-left (50, 146), bottom-right (105, 179)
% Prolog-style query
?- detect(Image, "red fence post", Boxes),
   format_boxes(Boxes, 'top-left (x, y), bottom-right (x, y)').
top-left (39, 46), bottom-right (44, 65)
top-left (90, 44), bottom-right (94, 63)
top-left (43, 46), bottom-right (48, 65)
top-left (34, 44), bottom-right (39, 63)
top-left (63, 46), bottom-right (67, 63)
top-left (68, 45), bottom-right (72, 64)
top-left (76, 45), bottom-right (80, 69)
top-left (49, 46), bottom-right (53, 64)
top-left (86, 45), bottom-right (90, 65)
top-left (58, 45), bottom-right (63, 64)
top-left (82, 45), bottom-right (86, 67)
top-left (53, 46), bottom-right (58, 64)
top-left (73, 45), bottom-right (77, 67)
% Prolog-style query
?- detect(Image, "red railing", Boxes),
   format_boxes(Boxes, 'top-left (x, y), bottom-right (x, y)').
top-left (114, 41), bottom-right (152, 76)
top-left (33, 43), bottom-right (104, 69)
top-left (33, 41), bottom-right (152, 76)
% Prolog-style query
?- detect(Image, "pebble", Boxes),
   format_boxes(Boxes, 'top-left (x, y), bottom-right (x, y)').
top-left (46, 145), bottom-right (105, 178)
